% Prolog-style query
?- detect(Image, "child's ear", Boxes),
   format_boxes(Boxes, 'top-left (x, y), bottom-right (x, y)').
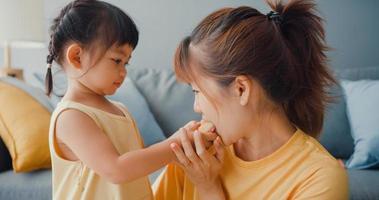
top-left (233, 75), bottom-right (251, 106)
top-left (66, 43), bottom-right (82, 69)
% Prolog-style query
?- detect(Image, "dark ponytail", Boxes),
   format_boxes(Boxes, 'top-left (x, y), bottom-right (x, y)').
top-left (174, 0), bottom-right (335, 138)
top-left (45, 0), bottom-right (139, 96)
top-left (267, 0), bottom-right (336, 137)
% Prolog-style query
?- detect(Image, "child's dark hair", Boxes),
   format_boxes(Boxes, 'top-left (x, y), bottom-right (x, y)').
top-left (174, 0), bottom-right (336, 138)
top-left (45, 0), bottom-right (139, 96)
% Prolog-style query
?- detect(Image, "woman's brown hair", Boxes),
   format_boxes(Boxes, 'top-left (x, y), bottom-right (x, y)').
top-left (174, 0), bottom-right (336, 138)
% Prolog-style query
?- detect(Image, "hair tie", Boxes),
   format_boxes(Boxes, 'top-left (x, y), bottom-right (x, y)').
top-left (267, 11), bottom-right (282, 24)
top-left (46, 54), bottom-right (54, 68)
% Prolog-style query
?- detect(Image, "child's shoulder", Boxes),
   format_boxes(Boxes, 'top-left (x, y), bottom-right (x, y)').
top-left (53, 100), bottom-right (95, 116)
top-left (109, 100), bottom-right (132, 116)
top-left (109, 100), bottom-right (126, 110)
top-left (51, 100), bottom-right (102, 127)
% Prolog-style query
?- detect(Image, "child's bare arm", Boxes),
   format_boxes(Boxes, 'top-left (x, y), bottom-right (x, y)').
top-left (56, 109), bottom-right (184, 184)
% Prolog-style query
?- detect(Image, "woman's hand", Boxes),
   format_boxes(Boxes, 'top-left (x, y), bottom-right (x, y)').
top-left (170, 128), bottom-right (226, 200)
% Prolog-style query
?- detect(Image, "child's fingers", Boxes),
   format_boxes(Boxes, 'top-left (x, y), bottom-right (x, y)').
top-left (194, 131), bottom-right (211, 163)
top-left (183, 121), bottom-right (200, 141)
top-left (184, 121), bottom-right (201, 131)
top-left (203, 131), bottom-right (218, 142)
top-left (170, 143), bottom-right (191, 167)
top-left (215, 137), bottom-right (225, 163)
top-left (180, 128), bottom-right (201, 163)
top-left (204, 140), bottom-right (213, 149)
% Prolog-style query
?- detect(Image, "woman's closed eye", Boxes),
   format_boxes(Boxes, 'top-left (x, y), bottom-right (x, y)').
top-left (192, 89), bottom-right (200, 95)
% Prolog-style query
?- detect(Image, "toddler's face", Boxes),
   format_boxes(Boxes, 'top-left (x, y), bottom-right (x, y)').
top-left (81, 43), bottom-right (133, 95)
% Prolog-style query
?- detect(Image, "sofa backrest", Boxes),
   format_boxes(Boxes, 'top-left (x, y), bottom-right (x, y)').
top-left (129, 66), bottom-right (379, 159)
top-left (320, 66), bottom-right (379, 159)
top-left (128, 67), bottom-right (201, 137)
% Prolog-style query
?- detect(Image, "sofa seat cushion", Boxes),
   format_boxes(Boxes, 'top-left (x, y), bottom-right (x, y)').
top-left (0, 168), bottom-right (163, 200)
top-left (0, 170), bottom-right (51, 200)
top-left (348, 169), bottom-right (379, 200)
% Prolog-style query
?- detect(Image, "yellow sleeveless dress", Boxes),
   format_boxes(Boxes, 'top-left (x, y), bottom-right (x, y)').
top-left (49, 100), bottom-right (153, 200)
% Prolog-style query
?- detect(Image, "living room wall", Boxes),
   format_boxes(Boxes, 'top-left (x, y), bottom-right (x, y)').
top-left (1, 0), bottom-right (378, 84)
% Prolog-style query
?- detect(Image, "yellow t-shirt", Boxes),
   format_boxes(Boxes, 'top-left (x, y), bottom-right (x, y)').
top-left (153, 129), bottom-right (348, 200)
top-left (49, 100), bottom-right (153, 200)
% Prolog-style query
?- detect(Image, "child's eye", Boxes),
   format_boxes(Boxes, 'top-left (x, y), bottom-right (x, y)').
top-left (112, 58), bottom-right (129, 67)
top-left (112, 58), bottom-right (122, 64)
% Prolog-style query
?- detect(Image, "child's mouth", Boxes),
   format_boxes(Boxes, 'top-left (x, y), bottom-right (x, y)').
top-left (113, 82), bottom-right (122, 87)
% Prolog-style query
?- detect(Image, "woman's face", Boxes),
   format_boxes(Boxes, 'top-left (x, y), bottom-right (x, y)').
top-left (190, 76), bottom-right (251, 146)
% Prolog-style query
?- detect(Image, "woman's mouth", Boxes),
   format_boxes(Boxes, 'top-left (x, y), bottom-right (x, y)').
top-left (199, 120), bottom-right (216, 133)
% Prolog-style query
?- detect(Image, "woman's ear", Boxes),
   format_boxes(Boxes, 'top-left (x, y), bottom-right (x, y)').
top-left (66, 43), bottom-right (82, 69)
top-left (233, 75), bottom-right (252, 106)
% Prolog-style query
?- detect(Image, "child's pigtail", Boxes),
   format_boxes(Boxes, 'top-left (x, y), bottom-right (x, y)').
top-left (45, 54), bottom-right (54, 97)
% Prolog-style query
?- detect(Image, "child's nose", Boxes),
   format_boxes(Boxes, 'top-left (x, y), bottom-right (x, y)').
top-left (120, 67), bottom-right (127, 77)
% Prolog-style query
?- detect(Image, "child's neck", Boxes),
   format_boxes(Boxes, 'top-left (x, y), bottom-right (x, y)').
top-left (63, 79), bottom-right (107, 104)
top-left (63, 80), bottom-right (126, 117)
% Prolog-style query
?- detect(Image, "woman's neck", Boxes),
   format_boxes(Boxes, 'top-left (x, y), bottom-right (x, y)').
top-left (234, 108), bottom-right (296, 162)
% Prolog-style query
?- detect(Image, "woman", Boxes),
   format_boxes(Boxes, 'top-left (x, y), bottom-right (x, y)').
top-left (154, 0), bottom-right (348, 199)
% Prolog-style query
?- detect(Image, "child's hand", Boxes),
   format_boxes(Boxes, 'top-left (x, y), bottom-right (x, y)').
top-left (170, 121), bottom-right (217, 149)
top-left (170, 129), bottom-right (225, 198)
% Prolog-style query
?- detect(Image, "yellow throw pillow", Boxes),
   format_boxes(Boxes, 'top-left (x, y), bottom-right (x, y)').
top-left (0, 81), bottom-right (51, 172)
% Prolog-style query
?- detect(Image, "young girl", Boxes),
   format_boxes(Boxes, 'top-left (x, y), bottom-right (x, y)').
top-left (45, 0), bottom-right (216, 199)
top-left (155, 0), bottom-right (348, 199)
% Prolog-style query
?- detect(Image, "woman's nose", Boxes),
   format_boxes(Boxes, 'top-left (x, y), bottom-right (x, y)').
top-left (193, 100), bottom-right (201, 114)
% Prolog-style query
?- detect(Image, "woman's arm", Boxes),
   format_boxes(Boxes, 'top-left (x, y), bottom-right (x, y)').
top-left (56, 109), bottom-right (200, 184)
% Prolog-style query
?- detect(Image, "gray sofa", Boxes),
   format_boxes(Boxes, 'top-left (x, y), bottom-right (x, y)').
top-left (0, 66), bottom-right (378, 200)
